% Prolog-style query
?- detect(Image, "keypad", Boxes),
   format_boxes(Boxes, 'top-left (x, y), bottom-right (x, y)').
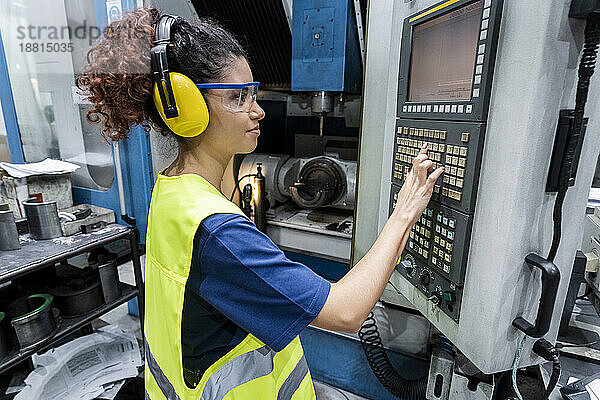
top-left (395, 125), bottom-right (468, 203)
top-left (431, 210), bottom-right (456, 275)
top-left (407, 207), bottom-right (434, 259)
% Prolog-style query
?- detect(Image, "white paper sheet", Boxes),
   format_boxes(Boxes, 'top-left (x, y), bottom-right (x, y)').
top-left (0, 158), bottom-right (80, 178)
top-left (587, 379), bottom-right (600, 400)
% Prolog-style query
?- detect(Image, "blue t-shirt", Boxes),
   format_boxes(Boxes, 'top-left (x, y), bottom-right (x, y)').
top-left (181, 213), bottom-right (331, 373)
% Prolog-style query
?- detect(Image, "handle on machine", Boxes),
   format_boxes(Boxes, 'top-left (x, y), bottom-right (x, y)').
top-left (512, 253), bottom-right (561, 338)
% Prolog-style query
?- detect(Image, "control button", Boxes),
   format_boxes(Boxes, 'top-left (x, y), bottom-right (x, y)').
top-left (446, 242), bottom-right (453, 252)
top-left (434, 236), bottom-right (440, 244)
top-left (447, 145), bottom-right (453, 153)
top-left (426, 220), bottom-right (432, 228)
top-left (443, 264), bottom-right (450, 273)
top-left (478, 44), bottom-right (486, 55)
top-left (452, 156), bottom-right (459, 165)
top-left (466, 105), bottom-right (473, 113)
top-left (445, 155), bottom-right (451, 164)
top-left (434, 185), bottom-right (440, 194)
top-left (450, 177), bottom-right (457, 186)
top-left (451, 105), bottom-right (457, 113)
top-left (443, 175), bottom-right (450, 184)
top-left (443, 291), bottom-right (456, 303)
top-left (477, 55), bottom-right (484, 65)
top-left (440, 131), bottom-right (447, 140)
top-left (444, 105), bottom-right (451, 113)
top-left (410, 128), bottom-right (415, 135)
top-left (423, 250), bottom-right (429, 258)
top-left (458, 158), bottom-right (466, 167)
top-left (432, 256), bottom-right (437, 266)
top-left (442, 188), bottom-right (449, 197)
top-left (439, 144), bottom-right (445, 152)
top-left (449, 219), bottom-right (455, 229)
top-left (483, 7), bottom-right (490, 19)
top-left (448, 231), bottom-right (455, 241)
top-left (433, 105), bottom-right (439, 112)
top-left (458, 105), bottom-right (464, 113)
top-left (456, 178), bottom-right (464, 188)
top-left (435, 225), bottom-right (441, 233)
top-left (461, 132), bottom-right (470, 143)
top-left (440, 238), bottom-right (446, 247)
top-left (427, 209), bottom-right (433, 217)
top-left (460, 147), bottom-right (468, 157)
top-left (482, 19), bottom-right (489, 30)
top-left (445, 253), bottom-right (451, 263)
top-left (450, 166), bottom-right (457, 176)
top-left (442, 217), bottom-right (448, 225)
top-left (425, 231), bottom-right (431, 239)
top-left (437, 214), bottom-right (442, 223)
top-left (457, 168), bottom-right (465, 178)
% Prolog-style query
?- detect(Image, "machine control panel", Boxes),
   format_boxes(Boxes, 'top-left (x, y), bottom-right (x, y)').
top-left (388, 0), bottom-right (503, 322)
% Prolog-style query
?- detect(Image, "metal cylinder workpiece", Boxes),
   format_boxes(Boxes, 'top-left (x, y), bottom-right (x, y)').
top-left (23, 200), bottom-right (62, 240)
top-left (0, 207), bottom-right (20, 251)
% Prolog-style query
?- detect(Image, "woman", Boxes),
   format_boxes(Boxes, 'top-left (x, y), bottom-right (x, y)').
top-left (77, 7), bottom-right (443, 400)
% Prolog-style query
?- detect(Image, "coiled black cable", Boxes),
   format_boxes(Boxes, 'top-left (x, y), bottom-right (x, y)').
top-left (358, 312), bottom-right (427, 399)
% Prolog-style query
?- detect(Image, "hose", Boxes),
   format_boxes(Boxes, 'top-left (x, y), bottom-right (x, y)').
top-left (358, 312), bottom-right (427, 399)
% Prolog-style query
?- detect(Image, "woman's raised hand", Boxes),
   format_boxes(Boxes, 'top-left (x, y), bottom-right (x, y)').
top-left (393, 143), bottom-right (444, 225)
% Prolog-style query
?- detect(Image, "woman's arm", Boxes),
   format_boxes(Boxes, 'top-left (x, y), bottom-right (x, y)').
top-left (311, 145), bottom-right (444, 333)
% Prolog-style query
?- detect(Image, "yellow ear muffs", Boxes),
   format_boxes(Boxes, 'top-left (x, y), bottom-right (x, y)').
top-left (153, 72), bottom-right (210, 138)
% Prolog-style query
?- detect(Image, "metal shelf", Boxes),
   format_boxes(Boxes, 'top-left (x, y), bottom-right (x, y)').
top-left (0, 282), bottom-right (138, 373)
top-left (0, 223), bottom-right (145, 377)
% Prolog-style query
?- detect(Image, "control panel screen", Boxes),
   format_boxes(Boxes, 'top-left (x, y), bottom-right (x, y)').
top-left (408, 0), bottom-right (483, 102)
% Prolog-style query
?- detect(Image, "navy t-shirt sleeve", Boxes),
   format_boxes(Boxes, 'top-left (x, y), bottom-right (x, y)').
top-left (189, 213), bottom-right (331, 352)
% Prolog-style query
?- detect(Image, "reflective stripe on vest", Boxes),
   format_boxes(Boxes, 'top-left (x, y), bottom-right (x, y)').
top-left (277, 354), bottom-right (309, 400)
top-left (145, 338), bottom-right (181, 400)
top-left (146, 337), bottom-right (307, 400)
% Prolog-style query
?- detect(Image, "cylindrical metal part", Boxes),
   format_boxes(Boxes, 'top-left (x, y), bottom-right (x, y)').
top-left (9, 294), bottom-right (58, 350)
top-left (23, 200), bottom-right (62, 240)
top-left (98, 259), bottom-right (122, 303)
top-left (311, 91), bottom-right (334, 114)
top-left (52, 280), bottom-right (104, 318)
top-left (0, 207), bottom-right (20, 251)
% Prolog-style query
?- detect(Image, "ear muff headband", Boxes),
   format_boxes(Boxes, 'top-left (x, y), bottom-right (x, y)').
top-left (150, 15), bottom-right (209, 137)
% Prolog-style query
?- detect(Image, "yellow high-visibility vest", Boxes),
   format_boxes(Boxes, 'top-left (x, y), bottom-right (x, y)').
top-left (144, 172), bottom-right (316, 400)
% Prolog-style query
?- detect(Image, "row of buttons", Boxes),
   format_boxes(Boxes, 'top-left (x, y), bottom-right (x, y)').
top-left (444, 166), bottom-right (465, 179)
top-left (436, 213), bottom-right (456, 229)
top-left (434, 186), bottom-right (463, 201)
top-left (398, 127), bottom-right (448, 140)
top-left (402, 103), bottom-right (474, 114)
top-left (445, 154), bottom-right (467, 168)
top-left (472, 3), bottom-right (492, 99)
top-left (443, 175), bottom-right (464, 189)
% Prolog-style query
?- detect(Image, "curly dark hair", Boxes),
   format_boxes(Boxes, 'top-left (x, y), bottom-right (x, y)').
top-left (75, 7), bottom-right (246, 142)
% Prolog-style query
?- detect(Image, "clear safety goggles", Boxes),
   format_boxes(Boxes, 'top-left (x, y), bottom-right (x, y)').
top-left (196, 82), bottom-right (260, 113)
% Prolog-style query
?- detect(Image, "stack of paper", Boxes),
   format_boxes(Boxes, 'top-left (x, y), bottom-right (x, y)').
top-left (15, 326), bottom-right (142, 400)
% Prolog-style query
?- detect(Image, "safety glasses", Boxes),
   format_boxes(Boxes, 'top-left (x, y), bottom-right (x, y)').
top-left (196, 82), bottom-right (260, 113)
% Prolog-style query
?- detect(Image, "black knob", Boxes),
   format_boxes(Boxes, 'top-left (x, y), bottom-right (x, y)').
top-left (419, 271), bottom-right (431, 286)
